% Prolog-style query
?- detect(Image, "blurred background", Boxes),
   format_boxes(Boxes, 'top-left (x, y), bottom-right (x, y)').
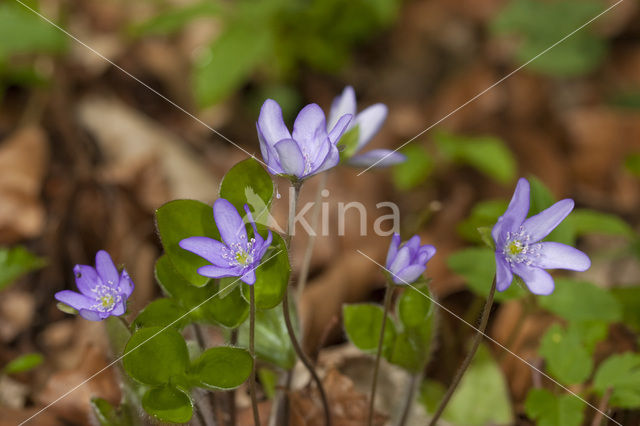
top-left (1, 0), bottom-right (640, 424)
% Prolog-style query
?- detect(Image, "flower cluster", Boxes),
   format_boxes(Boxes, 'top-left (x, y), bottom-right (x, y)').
top-left (55, 250), bottom-right (134, 321)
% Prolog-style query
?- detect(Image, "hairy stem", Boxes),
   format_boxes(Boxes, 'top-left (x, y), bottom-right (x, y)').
top-left (281, 180), bottom-right (332, 426)
top-left (428, 277), bottom-right (496, 426)
top-left (249, 286), bottom-right (261, 426)
top-left (227, 329), bottom-right (238, 426)
top-left (295, 173), bottom-right (327, 303)
top-left (398, 373), bottom-right (420, 426)
top-left (590, 387), bottom-right (613, 426)
top-left (367, 282), bottom-right (394, 426)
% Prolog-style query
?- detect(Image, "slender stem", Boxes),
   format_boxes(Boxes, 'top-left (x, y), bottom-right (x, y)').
top-left (281, 180), bottom-right (332, 426)
top-left (227, 329), bottom-right (238, 426)
top-left (367, 282), bottom-right (394, 426)
top-left (195, 403), bottom-right (209, 426)
top-left (296, 173), bottom-right (327, 303)
top-left (193, 325), bottom-right (218, 426)
top-left (398, 373), bottom-right (420, 426)
top-left (249, 286), bottom-right (261, 426)
top-left (590, 387), bottom-right (613, 426)
top-left (428, 277), bottom-right (496, 426)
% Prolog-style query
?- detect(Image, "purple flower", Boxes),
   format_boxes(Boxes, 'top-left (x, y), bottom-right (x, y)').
top-left (257, 99), bottom-right (352, 179)
top-left (386, 233), bottom-right (436, 285)
top-left (55, 250), bottom-right (134, 321)
top-left (492, 178), bottom-right (591, 295)
top-left (179, 198), bottom-right (272, 285)
top-left (328, 86), bottom-right (406, 168)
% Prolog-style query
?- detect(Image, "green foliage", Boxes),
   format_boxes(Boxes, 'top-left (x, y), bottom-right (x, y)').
top-left (624, 153), bottom-right (640, 176)
top-left (343, 303), bottom-right (396, 356)
top-left (392, 145), bottom-right (434, 190)
top-left (131, 298), bottom-right (190, 331)
top-left (91, 398), bottom-right (135, 426)
top-left (338, 126), bottom-right (361, 161)
top-left (344, 283), bottom-right (437, 374)
top-left (434, 131), bottom-right (516, 185)
top-left (593, 352), bottom-right (640, 409)
top-left (492, 0), bottom-right (607, 76)
top-left (611, 286), bottom-right (640, 332)
top-left (190, 346), bottom-right (253, 390)
top-left (457, 200), bottom-right (509, 243)
top-left (219, 158), bottom-right (274, 226)
top-left (238, 304), bottom-right (296, 370)
top-left (258, 368), bottom-right (278, 398)
top-left (241, 233), bottom-right (290, 310)
top-left (0, 246), bottom-right (46, 291)
top-left (420, 345), bottom-right (513, 425)
top-left (156, 199), bottom-right (220, 287)
top-left (447, 247), bottom-right (525, 301)
top-left (524, 388), bottom-right (584, 426)
top-left (105, 316), bottom-right (132, 358)
top-left (155, 255), bottom-right (249, 329)
top-left (539, 324), bottom-right (593, 385)
top-left (537, 278), bottom-right (622, 323)
top-left (129, 2), bottom-right (221, 36)
top-left (123, 327), bottom-right (190, 387)
top-left (142, 386), bottom-right (193, 423)
top-left (3, 352), bottom-right (43, 375)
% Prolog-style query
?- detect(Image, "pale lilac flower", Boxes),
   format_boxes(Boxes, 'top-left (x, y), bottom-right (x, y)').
top-left (55, 250), bottom-right (134, 321)
top-left (180, 198), bottom-right (272, 285)
top-left (492, 178), bottom-right (591, 295)
top-left (328, 86), bottom-right (406, 168)
top-left (386, 233), bottom-right (436, 284)
top-left (257, 99), bottom-right (351, 179)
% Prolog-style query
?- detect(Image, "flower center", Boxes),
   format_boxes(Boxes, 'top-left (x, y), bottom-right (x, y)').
top-left (223, 237), bottom-right (256, 267)
top-left (502, 227), bottom-right (539, 265)
top-left (91, 284), bottom-right (121, 312)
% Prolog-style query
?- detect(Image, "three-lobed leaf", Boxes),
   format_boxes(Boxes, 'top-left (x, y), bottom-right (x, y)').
top-left (131, 298), bottom-right (190, 331)
top-left (142, 385), bottom-right (193, 423)
top-left (593, 352), bottom-right (640, 409)
top-left (538, 324), bottom-right (593, 385)
top-left (343, 303), bottom-right (396, 356)
top-left (524, 388), bottom-right (584, 426)
top-left (191, 346), bottom-right (253, 390)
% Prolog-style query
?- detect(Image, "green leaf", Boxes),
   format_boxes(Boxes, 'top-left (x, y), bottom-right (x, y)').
top-left (537, 278), bottom-right (622, 323)
top-left (219, 158), bottom-right (274, 227)
top-left (611, 286), bottom-right (640, 332)
top-left (191, 346), bottom-right (253, 390)
top-left (343, 303), bottom-right (396, 356)
top-left (156, 255), bottom-right (249, 329)
top-left (91, 398), bottom-right (131, 426)
top-left (435, 131), bottom-right (516, 184)
top-left (419, 380), bottom-right (446, 414)
top-left (0, 246), bottom-right (46, 291)
top-left (142, 385), bottom-right (193, 423)
top-left (130, 2), bottom-right (221, 37)
top-left (0, 3), bottom-right (67, 60)
top-left (3, 352), bottom-right (43, 375)
top-left (492, 0), bottom-right (607, 76)
top-left (397, 283), bottom-right (433, 328)
top-left (421, 345), bottom-right (513, 425)
top-left (123, 327), bottom-right (190, 387)
top-left (392, 145), bottom-right (433, 190)
top-left (566, 209), bottom-right (634, 238)
top-left (593, 352), bottom-right (640, 409)
top-left (258, 367), bottom-right (278, 399)
top-left (457, 200), bottom-right (508, 243)
top-left (524, 388), bottom-right (585, 426)
top-left (566, 320), bottom-right (608, 355)
top-left (338, 125), bottom-right (360, 160)
top-left (241, 234), bottom-right (289, 310)
top-left (625, 153), bottom-right (640, 176)
top-left (155, 199), bottom-right (220, 287)
top-left (238, 304), bottom-right (296, 370)
top-left (194, 22), bottom-right (272, 106)
top-left (131, 298), bottom-right (190, 331)
top-left (539, 324), bottom-right (593, 385)
top-left (104, 316), bottom-right (131, 357)
top-left (447, 247), bottom-right (525, 301)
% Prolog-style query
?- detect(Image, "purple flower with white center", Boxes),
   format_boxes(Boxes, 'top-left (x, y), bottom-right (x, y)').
top-left (55, 250), bottom-right (134, 321)
top-left (492, 178), bottom-right (591, 295)
top-left (386, 233), bottom-right (436, 285)
top-left (328, 86), bottom-right (406, 168)
top-left (257, 99), bottom-right (352, 180)
top-left (179, 198), bottom-right (272, 285)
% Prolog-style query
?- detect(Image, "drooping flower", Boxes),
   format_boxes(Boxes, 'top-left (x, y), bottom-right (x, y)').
top-left (180, 198), bottom-right (272, 285)
top-left (328, 86), bottom-right (406, 168)
top-left (55, 250), bottom-right (134, 321)
top-left (257, 99), bottom-right (352, 179)
top-left (492, 178), bottom-right (590, 295)
top-left (386, 233), bottom-right (436, 284)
